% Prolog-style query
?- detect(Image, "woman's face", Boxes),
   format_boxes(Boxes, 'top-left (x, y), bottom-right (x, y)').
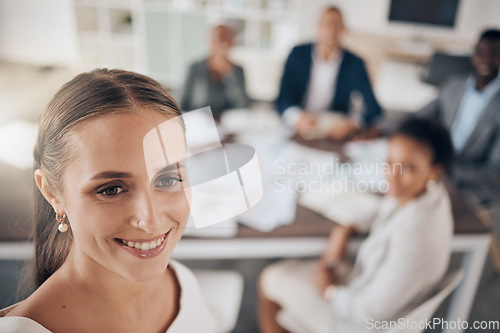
top-left (385, 135), bottom-right (441, 205)
top-left (54, 110), bottom-right (189, 282)
top-left (210, 26), bottom-right (234, 56)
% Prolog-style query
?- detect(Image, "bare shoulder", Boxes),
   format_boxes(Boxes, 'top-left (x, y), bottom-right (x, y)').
top-left (4, 291), bottom-right (45, 318)
top-left (5, 278), bottom-right (74, 330)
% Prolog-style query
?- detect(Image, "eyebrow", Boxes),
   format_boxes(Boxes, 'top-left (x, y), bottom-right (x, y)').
top-left (90, 171), bottom-right (133, 180)
top-left (89, 162), bottom-right (186, 181)
top-left (154, 162), bottom-right (185, 175)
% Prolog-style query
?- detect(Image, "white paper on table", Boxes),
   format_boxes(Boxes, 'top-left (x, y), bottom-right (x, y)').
top-left (234, 135), bottom-right (345, 232)
top-left (238, 186), bottom-right (297, 233)
top-left (343, 138), bottom-right (388, 163)
top-left (234, 132), bottom-right (299, 232)
top-left (284, 141), bottom-right (339, 166)
top-left (220, 108), bottom-right (282, 135)
top-left (343, 139), bottom-right (389, 193)
top-left (146, 107), bottom-right (263, 232)
top-left (299, 190), bottom-right (382, 226)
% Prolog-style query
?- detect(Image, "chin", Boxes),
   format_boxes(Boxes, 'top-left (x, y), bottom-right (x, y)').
top-left (386, 186), bottom-right (398, 197)
top-left (126, 262), bottom-right (171, 283)
top-left (122, 254), bottom-right (173, 283)
top-left (477, 68), bottom-right (496, 77)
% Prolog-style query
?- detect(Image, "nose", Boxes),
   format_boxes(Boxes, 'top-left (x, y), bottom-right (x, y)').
top-left (477, 52), bottom-right (499, 69)
top-left (130, 188), bottom-right (163, 233)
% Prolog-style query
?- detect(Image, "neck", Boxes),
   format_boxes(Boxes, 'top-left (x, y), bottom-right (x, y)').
top-left (395, 187), bottom-right (429, 207)
top-left (317, 43), bottom-right (340, 61)
top-left (58, 246), bottom-right (175, 317)
top-left (210, 53), bottom-right (228, 60)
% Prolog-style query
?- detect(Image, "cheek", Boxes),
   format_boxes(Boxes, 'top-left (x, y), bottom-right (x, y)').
top-left (402, 171), bottom-right (429, 192)
top-left (161, 191), bottom-right (191, 226)
top-left (66, 199), bottom-right (125, 243)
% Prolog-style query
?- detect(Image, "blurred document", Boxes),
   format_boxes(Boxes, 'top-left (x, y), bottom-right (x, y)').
top-left (220, 108), bottom-right (282, 135)
top-left (299, 190), bottom-right (381, 226)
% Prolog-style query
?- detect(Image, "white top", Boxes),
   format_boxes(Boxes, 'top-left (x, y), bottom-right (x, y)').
top-left (0, 260), bottom-right (217, 333)
top-left (259, 181), bottom-right (453, 332)
top-left (330, 181), bottom-right (454, 322)
top-left (282, 48), bottom-right (342, 128)
top-left (304, 49), bottom-right (341, 112)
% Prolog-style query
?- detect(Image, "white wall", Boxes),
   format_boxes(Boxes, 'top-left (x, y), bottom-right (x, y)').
top-left (0, 0), bottom-right (78, 66)
top-left (2, 0), bottom-right (497, 67)
top-left (297, 0), bottom-right (500, 44)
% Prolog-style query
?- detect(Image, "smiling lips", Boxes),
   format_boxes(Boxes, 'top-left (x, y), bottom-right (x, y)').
top-left (116, 231), bottom-right (170, 258)
top-left (121, 235), bottom-right (165, 251)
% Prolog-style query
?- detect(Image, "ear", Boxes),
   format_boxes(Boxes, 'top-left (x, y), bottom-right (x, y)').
top-left (34, 169), bottom-right (64, 214)
top-left (429, 164), bottom-right (443, 182)
top-left (339, 17), bottom-right (346, 33)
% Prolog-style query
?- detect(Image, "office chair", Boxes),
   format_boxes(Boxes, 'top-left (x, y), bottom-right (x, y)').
top-left (193, 269), bottom-right (244, 333)
top-left (420, 52), bottom-right (473, 87)
top-left (387, 270), bottom-right (463, 333)
top-left (276, 270), bottom-right (463, 333)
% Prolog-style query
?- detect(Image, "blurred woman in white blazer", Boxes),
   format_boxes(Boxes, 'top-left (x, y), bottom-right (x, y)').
top-left (258, 117), bottom-right (455, 333)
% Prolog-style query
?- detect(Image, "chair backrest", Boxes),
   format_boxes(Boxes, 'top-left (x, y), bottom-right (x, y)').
top-left (421, 52), bottom-right (473, 86)
top-left (193, 269), bottom-right (244, 333)
top-left (387, 270), bottom-right (463, 333)
top-left (277, 270), bottom-right (463, 333)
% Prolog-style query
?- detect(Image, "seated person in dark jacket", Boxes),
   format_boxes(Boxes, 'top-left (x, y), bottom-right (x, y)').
top-left (181, 25), bottom-right (250, 119)
top-left (416, 29), bottom-right (500, 207)
top-left (276, 6), bottom-right (382, 141)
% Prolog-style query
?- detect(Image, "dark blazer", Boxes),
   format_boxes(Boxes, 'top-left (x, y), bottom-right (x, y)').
top-left (417, 74), bottom-right (500, 206)
top-left (276, 43), bottom-right (382, 126)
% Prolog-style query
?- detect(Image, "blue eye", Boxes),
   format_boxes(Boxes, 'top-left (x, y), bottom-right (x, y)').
top-left (154, 174), bottom-right (183, 191)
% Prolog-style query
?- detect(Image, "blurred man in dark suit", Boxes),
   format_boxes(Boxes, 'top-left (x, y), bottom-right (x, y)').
top-left (276, 7), bottom-right (382, 140)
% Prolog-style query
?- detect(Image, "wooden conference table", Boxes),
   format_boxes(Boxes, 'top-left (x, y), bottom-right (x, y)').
top-left (172, 136), bottom-right (491, 333)
top-left (0, 134), bottom-right (491, 333)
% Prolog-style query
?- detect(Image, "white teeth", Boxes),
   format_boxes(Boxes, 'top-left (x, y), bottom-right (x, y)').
top-left (120, 235), bottom-right (165, 251)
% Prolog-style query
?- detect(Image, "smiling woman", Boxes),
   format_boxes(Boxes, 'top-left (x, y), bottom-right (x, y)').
top-left (0, 69), bottom-right (216, 332)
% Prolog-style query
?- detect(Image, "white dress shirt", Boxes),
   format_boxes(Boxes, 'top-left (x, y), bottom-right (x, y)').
top-left (282, 47), bottom-right (343, 128)
top-left (451, 74), bottom-right (500, 151)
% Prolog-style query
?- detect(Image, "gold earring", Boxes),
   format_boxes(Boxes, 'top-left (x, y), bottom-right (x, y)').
top-left (56, 213), bottom-right (68, 233)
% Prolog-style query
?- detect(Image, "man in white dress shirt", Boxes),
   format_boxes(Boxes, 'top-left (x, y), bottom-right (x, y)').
top-left (277, 7), bottom-right (382, 140)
